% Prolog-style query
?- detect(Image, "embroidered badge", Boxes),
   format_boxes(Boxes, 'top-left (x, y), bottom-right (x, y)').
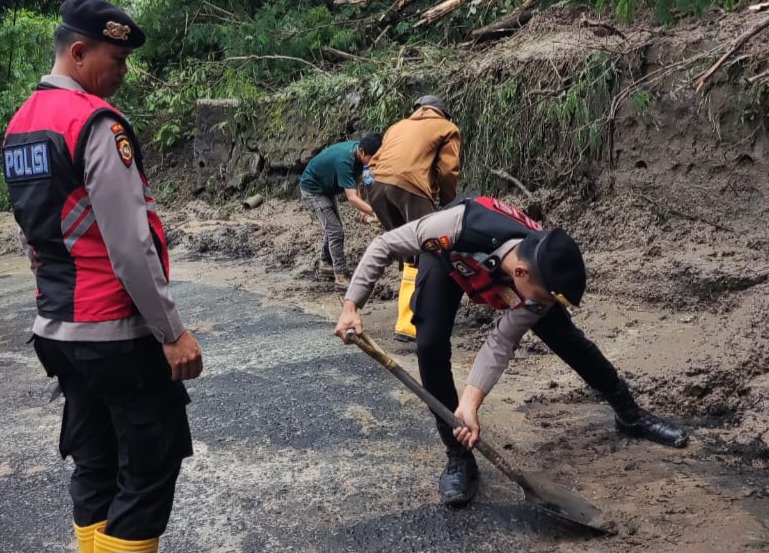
top-left (103, 21), bottom-right (131, 41)
top-left (452, 260), bottom-right (476, 277)
top-left (421, 238), bottom-right (441, 253)
top-left (110, 123), bottom-right (125, 134)
top-left (438, 235), bottom-right (452, 250)
top-left (114, 134), bottom-right (133, 168)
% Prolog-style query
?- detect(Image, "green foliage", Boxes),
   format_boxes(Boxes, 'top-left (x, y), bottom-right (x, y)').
top-left (0, 1), bottom-right (61, 17)
top-left (0, 9), bottom-right (57, 208)
top-left (452, 51), bottom-right (621, 195)
top-left (632, 89), bottom-right (652, 115)
top-left (0, 180), bottom-right (9, 211)
top-left (593, 0), bottom-right (737, 24)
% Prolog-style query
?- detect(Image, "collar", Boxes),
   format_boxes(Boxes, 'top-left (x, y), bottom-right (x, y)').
top-left (476, 238), bottom-right (522, 272)
top-left (41, 74), bottom-right (86, 92)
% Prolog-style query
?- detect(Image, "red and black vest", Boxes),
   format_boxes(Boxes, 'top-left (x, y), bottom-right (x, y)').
top-left (443, 196), bottom-right (543, 310)
top-left (2, 85), bottom-right (169, 322)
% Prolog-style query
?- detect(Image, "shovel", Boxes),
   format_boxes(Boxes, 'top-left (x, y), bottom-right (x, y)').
top-left (346, 330), bottom-right (613, 533)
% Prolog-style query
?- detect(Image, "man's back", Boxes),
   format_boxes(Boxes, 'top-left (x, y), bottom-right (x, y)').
top-left (299, 141), bottom-right (359, 196)
top-left (369, 107), bottom-right (459, 206)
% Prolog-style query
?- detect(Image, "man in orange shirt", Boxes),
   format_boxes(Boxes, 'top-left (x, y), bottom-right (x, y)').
top-left (366, 96), bottom-right (460, 341)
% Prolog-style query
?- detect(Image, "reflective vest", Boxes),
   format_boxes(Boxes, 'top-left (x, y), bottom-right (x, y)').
top-left (445, 196), bottom-right (543, 310)
top-left (2, 85), bottom-right (169, 322)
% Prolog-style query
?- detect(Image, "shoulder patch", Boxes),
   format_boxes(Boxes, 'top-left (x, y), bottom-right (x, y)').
top-left (3, 141), bottom-right (51, 182)
top-left (115, 133), bottom-right (133, 168)
top-left (438, 235), bottom-right (452, 250)
top-left (421, 238), bottom-right (441, 253)
top-left (110, 122), bottom-right (125, 134)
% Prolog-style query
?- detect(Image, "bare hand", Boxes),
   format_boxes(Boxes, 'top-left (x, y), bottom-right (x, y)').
top-left (452, 385), bottom-right (485, 450)
top-left (335, 300), bottom-right (363, 343)
top-left (163, 330), bottom-right (203, 381)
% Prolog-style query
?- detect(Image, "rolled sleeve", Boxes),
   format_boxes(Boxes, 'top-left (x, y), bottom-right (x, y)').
top-left (83, 116), bottom-right (185, 343)
top-left (467, 308), bottom-right (543, 394)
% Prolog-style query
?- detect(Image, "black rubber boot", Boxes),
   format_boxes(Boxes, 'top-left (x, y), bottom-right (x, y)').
top-left (606, 381), bottom-right (689, 448)
top-left (436, 422), bottom-right (479, 506)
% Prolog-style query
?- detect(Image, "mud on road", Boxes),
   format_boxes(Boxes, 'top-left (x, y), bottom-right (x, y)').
top-left (3, 189), bottom-right (767, 553)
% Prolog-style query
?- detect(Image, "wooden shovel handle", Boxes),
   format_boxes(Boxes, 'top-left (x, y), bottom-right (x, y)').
top-left (347, 331), bottom-right (534, 491)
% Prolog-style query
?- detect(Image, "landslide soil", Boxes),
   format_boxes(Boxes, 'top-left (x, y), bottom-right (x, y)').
top-left (2, 7), bottom-right (769, 553)
top-left (164, 194), bottom-right (769, 552)
top-left (6, 184), bottom-right (766, 552)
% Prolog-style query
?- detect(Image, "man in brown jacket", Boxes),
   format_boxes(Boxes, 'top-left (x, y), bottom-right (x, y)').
top-left (366, 96), bottom-right (460, 341)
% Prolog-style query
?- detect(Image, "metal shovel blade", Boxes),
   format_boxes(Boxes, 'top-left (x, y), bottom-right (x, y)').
top-left (347, 331), bottom-right (613, 533)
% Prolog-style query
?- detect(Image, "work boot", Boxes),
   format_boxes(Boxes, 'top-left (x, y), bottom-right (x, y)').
top-left (334, 272), bottom-right (351, 290)
top-left (605, 381), bottom-right (689, 448)
top-left (436, 421), bottom-right (479, 506)
top-left (439, 450), bottom-right (479, 506)
top-left (315, 260), bottom-right (335, 280)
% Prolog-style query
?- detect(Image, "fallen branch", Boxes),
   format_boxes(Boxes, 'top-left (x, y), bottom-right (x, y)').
top-left (469, 0), bottom-right (537, 42)
top-left (373, 24), bottom-right (391, 47)
top-left (748, 1), bottom-right (769, 11)
top-left (695, 16), bottom-right (769, 92)
top-left (487, 167), bottom-right (534, 199)
top-left (415, 0), bottom-right (463, 27)
top-left (639, 195), bottom-right (732, 232)
top-left (578, 17), bottom-right (627, 40)
top-left (224, 55), bottom-right (328, 74)
top-left (334, 0), bottom-right (372, 5)
top-left (379, 0), bottom-right (420, 22)
top-left (747, 67), bottom-right (769, 83)
top-left (322, 46), bottom-right (370, 63)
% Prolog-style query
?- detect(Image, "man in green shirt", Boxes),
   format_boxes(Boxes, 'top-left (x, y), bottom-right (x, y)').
top-left (300, 133), bottom-right (382, 289)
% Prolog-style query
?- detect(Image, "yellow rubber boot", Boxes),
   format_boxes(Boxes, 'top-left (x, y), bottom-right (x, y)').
top-left (93, 526), bottom-right (158, 553)
top-left (394, 263), bottom-right (418, 340)
top-left (74, 520), bottom-right (106, 553)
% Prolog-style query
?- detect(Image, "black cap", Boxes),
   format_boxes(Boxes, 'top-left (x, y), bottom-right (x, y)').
top-left (413, 95), bottom-right (451, 120)
top-left (534, 229), bottom-right (586, 307)
top-left (60, 0), bottom-right (146, 49)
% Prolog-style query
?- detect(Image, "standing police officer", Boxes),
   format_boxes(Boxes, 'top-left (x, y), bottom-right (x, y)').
top-left (336, 196), bottom-right (688, 507)
top-left (2, 1), bottom-right (202, 552)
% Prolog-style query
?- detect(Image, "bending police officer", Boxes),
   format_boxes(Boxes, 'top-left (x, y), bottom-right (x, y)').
top-left (335, 196), bottom-right (688, 507)
top-left (2, 1), bottom-right (202, 551)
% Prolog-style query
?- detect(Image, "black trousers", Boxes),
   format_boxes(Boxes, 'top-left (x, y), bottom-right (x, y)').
top-left (412, 253), bottom-right (623, 434)
top-left (33, 335), bottom-right (193, 540)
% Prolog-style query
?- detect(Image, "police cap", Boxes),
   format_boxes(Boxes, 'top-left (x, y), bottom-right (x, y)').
top-left (413, 95), bottom-right (452, 120)
top-left (534, 229), bottom-right (586, 307)
top-left (60, 0), bottom-right (146, 49)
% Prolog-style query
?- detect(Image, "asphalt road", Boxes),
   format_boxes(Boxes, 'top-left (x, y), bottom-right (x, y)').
top-left (0, 271), bottom-right (580, 553)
